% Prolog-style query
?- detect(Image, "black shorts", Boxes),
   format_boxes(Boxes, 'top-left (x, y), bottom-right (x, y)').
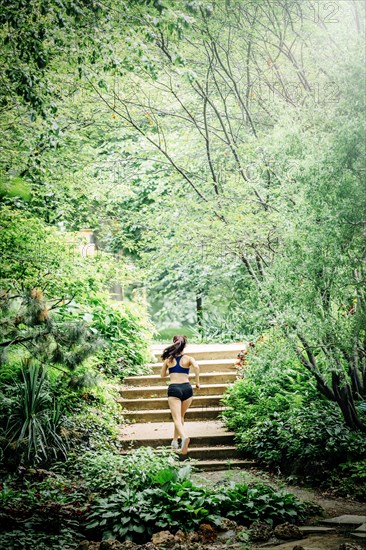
top-left (167, 382), bottom-right (193, 401)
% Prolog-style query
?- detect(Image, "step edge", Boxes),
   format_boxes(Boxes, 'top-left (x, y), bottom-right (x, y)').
top-left (118, 395), bottom-right (225, 403)
top-left (189, 459), bottom-right (255, 464)
top-left (149, 359), bottom-right (239, 366)
top-left (120, 384), bottom-right (230, 391)
top-left (123, 407), bottom-right (229, 414)
top-left (119, 446), bottom-right (239, 452)
top-left (124, 372), bottom-right (237, 381)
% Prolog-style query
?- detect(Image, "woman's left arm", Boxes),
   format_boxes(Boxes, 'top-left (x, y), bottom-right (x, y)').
top-left (160, 359), bottom-right (169, 378)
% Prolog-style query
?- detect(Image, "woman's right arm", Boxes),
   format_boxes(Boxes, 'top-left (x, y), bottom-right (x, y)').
top-left (190, 357), bottom-right (200, 389)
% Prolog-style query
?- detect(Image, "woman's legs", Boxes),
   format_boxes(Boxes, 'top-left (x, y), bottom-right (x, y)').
top-left (168, 396), bottom-right (187, 440)
top-left (173, 396), bottom-right (193, 440)
top-left (181, 396), bottom-right (193, 421)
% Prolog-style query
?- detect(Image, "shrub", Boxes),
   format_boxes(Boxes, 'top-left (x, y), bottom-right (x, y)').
top-left (0, 471), bottom-right (87, 549)
top-left (2, 361), bottom-right (67, 466)
top-left (329, 460), bottom-right (366, 500)
top-left (238, 402), bottom-right (366, 479)
top-left (76, 447), bottom-right (179, 493)
top-left (64, 294), bottom-right (154, 378)
top-left (222, 331), bottom-right (366, 492)
top-left (220, 482), bottom-right (308, 525)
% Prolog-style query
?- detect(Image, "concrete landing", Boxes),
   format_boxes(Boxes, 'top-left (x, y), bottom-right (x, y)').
top-left (119, 419), bottom-right (233, 442)
top-left (151, 342), bottom-right (246, 361)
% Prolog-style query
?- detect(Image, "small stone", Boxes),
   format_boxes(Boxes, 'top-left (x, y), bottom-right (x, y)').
top-left (186, 532), bottom-right (199, 543)
top-left (100, 541), bottom-right (118, 550)
top-left (218, 518), bottom-right (238, 531)
top-left (338, 544), bottom-right (364, 550)
top-left (151, 531), bottom-right (175, 548)
top-left (139, 544), bottom-right (157, 550)
top-left (120, 542), bottom-right (138, 550)
top-left (76, 542), bottom-right (89, 550)
top-left (174, 530), bottom-right (186, 543)
top-left (274, 522), bottom-right (303, 540)
top-left (197, 523), bottom-right (217, 543)
top-left (249, 521), bottom-right (273, 542)
top-left (292, 546), bottom-right (305, 550)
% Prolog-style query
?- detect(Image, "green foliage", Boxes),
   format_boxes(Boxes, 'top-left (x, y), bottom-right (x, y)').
top-left (0, 205), bottom-right (129, 307)
top-left (0, 176), bottom-right (32, 200)
top-left (0, 352), bottom-right (122, 467)
top-left (1, 446), bottom-right (309, 545)
top-left (72, 447), bottom-right (179, 493)
top-left (84, 449), bottom-right (307, 541)
top-left (0, 286), bottom-right (104, 373)
top-left (0, 3), bottom-right (365, 546)
top-left (223, 333), bottom-right (366, 490)
top-left (56, 385), bottom-right (121, 456)
top-left (154, 326), bottom-right (197, 343)
top-left (190, 309), bottom-right (248, 343)
top-left (96, 479), bottom-right (222, 537)
top-left (3, 361), bottom-right (67, 466)
top-left (86, 295), bottom-right (153, 377)
top-left (222, 333), bottom-right (317, 433)
top-left (329, 460), bottom-right (366, 500)
top-left (0, 527), bottom-right (81, 550)
top-left (0, 471), bottom-right (87, 548)
top-left (219, 482), bottom-right (307, 525)
top-left (237, 404), bottom-right (366, 479)
top-left (86, 486), bottom-right (151, 540)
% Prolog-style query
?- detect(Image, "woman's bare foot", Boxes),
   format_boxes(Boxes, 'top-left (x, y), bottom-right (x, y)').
top-left (180, 436), bottom-right (190, 455)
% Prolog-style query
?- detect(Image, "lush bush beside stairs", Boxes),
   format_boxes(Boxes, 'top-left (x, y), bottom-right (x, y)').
top-left (117, 343), bottom-right (256, 471)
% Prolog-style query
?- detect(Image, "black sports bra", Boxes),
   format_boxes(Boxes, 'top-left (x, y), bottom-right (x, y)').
top-left (168, 354), bottom-right (190, 374)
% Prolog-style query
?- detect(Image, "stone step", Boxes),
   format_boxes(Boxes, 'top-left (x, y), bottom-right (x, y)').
top-left (120, 445), bottom-right (241, 460)
top-left (151, 342), bottom-right (246, 361)
top-left (123, 406), bottom-right (227, 422)
top-left (120, 433), bottom-right (236, 450)
top-left (188, 458), bottom-right (256, 471)
top-left (321, 515), bottom-right (366, 527)
top-left (120, 383), bottom-right (230, 399)
top-left (118, 420), bottom-right (236, 449)
top-left (118, 394), bottom-right (224, 411)
top-left (123, 372), bottom-right (238, 387)
top-left (181, 445), bottom-right (242, 460)
top-left (298, 526), bottom-right (337, 534)
top-left (149, 358), bottom-right (239, 374)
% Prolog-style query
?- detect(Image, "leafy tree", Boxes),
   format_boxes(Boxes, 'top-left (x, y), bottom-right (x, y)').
top-left (0, 205), bottom-right (127, 372)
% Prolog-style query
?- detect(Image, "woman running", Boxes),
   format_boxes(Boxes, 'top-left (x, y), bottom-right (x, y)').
top-left (160, 335), bottom-right (200, 455)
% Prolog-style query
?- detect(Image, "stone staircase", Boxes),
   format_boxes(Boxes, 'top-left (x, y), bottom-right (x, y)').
top-left (118, 342), bottom-right (255, 471)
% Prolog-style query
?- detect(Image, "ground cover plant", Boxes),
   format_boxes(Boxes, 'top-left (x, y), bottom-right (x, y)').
top-left (0, 447), bottom-right (311, 546)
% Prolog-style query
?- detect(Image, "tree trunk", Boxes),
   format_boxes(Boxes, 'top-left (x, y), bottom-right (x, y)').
top-left (196, 294), bottom-right (203, 330)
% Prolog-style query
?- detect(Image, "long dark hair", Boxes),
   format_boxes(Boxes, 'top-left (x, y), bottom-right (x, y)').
top-left (161, 335), bottom-right (187, 360)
